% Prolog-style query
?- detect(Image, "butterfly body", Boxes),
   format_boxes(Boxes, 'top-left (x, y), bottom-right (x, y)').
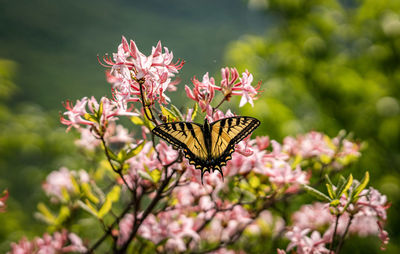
top-left (152, 116), bottom-right (260, 183)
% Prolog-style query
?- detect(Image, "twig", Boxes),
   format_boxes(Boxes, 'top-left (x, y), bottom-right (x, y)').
top-left (86, 202), bottom-right (134, 253)
top-left (329, 214), bottom-right (340, 253)
top-left (335, 214), bottom-right (353, 254)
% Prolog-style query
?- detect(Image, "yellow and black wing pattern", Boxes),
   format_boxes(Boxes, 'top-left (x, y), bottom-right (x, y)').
top-left (151, 116), bottom-right (260, 183)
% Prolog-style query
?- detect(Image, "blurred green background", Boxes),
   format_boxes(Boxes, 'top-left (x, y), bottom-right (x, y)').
top-left (0, 0), bottom-right (399, 253)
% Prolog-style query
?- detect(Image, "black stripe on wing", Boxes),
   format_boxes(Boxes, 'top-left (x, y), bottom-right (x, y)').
top-left (151, 122), bottom-right (207, 169)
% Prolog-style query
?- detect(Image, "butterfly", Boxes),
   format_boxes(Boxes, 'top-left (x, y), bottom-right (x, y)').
top-left (151, 116), bottom-right (260, 183)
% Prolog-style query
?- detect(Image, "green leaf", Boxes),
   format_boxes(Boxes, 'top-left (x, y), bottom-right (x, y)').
top-left (138, 170), bottom-right (154, 182)
top-left (77, 200), bottom-right (98, 217)
top-left (54, 206), bottom-right (70, 226)
top-left (143, 113), bottom-right (155, 130)
top-left (117, 149), bottom-right (127, 162)
top-left (98, 199), bottom-right (112, 219)
top-left (338, 174), bottom-right (353, 197)
top-left (84, 199), bottom-right (99, 217)
top-left (335, 175), bottom-right (346, 195)
top-left (131, 116), bottom-right (144, 125)
top-left (81, 183), bottom-right (99, 204)
top-left (98, 98), bottom-right (104, 119)
top-left (161, 105), bottom-right (178, 122)
top-left (325, 174), bottom-right (334, 186)
top-left (149, 169), bottom-right (161, 183)
top-left (37, 202), bottom-right (56, 223)
top-left (102, 144), bottom-right (118, 161)
top-left (326, 183), bottom-right (335, 199)
top-left (61, 187), bottom-right (70, 202)
top-left (304, 185), bottom-right (331, 201)
top-left (353, 171), bottom-right (370, 201)
top-left (191, 103), bottom-right (198, 120)
top-left (330, 199), bottom-right (340, 207)
top-left (249, 175), bottom-right (260, 188)
top-left (107, 185), bottom-right (121, 203)
top-left (292, 154), bottom-right (303, 167)
top-left (97, 186), bottom-right (120, 218)
top-left (83, 113), bottom-right (98, 123)
top-left (170, 105), bottom-right (184, 121)
top-left (126, 141), bottom-right (145, 159)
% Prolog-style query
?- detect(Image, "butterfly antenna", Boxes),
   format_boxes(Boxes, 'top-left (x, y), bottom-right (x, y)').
top-left (201, 171), bottom-right (204, 185)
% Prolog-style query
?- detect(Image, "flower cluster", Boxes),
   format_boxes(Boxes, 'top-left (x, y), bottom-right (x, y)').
top-left (102, 36), bottom-right (184, 108)
top-left (185, 68), bottom-right (261, 114)
top-left (285, 186), bottom-right (390, 252)
top-left (8, 230), bottom-right (86, 254)
top-left (42, 167), bottom-right (90, 203)
top-left (61, 96), bottom-right (137, 132)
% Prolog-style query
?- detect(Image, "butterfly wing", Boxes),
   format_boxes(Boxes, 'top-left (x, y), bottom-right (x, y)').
top-left (209, 116), bottom-right (260, 172)
top-left (151, 122), bottom-right (208, 168)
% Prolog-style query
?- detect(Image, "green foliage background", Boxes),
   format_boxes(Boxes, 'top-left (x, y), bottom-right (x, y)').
top-left (227, 0), bottom-right (400, 253)
top-left (0, 0), bottom-right (399, 253)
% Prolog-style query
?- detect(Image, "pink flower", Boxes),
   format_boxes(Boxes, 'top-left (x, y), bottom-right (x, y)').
top-left (74, 126), bottom-right (101, 151)
top-left (42, 167), bottom-right (75, 202)
top-left (217, 68), bottom-right (260, 107)
top-left (42, 167), bottom-right (90, 203)
top-left (238, 70), bottom-right (258, 107)
top-left (61, 96), bottom-right (137, 131)
top-left (292, 203), bottom-right (332, 230)
top-left (8, 230), bottom-right (86, 253)
top-left (60, 97), bottom-right (93, 131)
top-left (117, 214), bottom-right (134, 246)
top-left (203, 206), bottom-right (252, 242)
top-left (263, 160), bottom-right (308, 189)
top-left (102, 37), bottom-right (184, 107)
top-left (136, 210), bottom-right (199, 252)
top-left (0, 189), bottom-right (9, 213)
top-left (286, 227), bottom-right (330, 254)
top-left (185, 73), bottom-right (216, 112)
top-left (105, 123), bottom-right (134, 145)
top-left (283, 131), bottom-right (335, 159)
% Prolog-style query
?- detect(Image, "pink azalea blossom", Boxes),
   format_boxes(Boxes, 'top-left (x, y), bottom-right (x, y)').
top-left (283, 131), bottom-right (335, 159)
top-left (134, 210), bottom-right (199, 252)
top-left (60, 97), bottom-right (93, 131)
top-left (102, 36), bottom-right (184, 107)
top-left (217, 68), bottom-right (260, 107)
top-left (286, 227), bottom-right (330, 254)
top-left (8, 230), bottom-right (86, 253)
top-left (292, 202), bottom-right (332, 230)
top-left (203, 206), bottom-right (252, 242)
top-left (185, 73), bottom-right (216, 112)
top-left (263, 160), bottom-right (308, 190)
top-left (0, 189), bottom-right (9, 213)
top-left (61, 96), bottom-right (138, 131)
top-left (74, 126), bottom-right (101, 151)
top-left (42, 167), bottom-right (89, 203)
top-left (185, 68), bottom-right (260, 111)
top-left (117, 214), bottom-right (134, 246)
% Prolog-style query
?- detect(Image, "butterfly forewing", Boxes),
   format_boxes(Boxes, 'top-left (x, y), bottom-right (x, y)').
top-left (152, 122), bottom-right (208, 161)
top-left (210, 117), bottom-right (260, 158)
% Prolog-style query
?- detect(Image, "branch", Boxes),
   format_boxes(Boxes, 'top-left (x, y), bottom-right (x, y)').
top-left (116, 155), bottom-right (183, 253)
top-left (86, 202), bottom-right (134, 253)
